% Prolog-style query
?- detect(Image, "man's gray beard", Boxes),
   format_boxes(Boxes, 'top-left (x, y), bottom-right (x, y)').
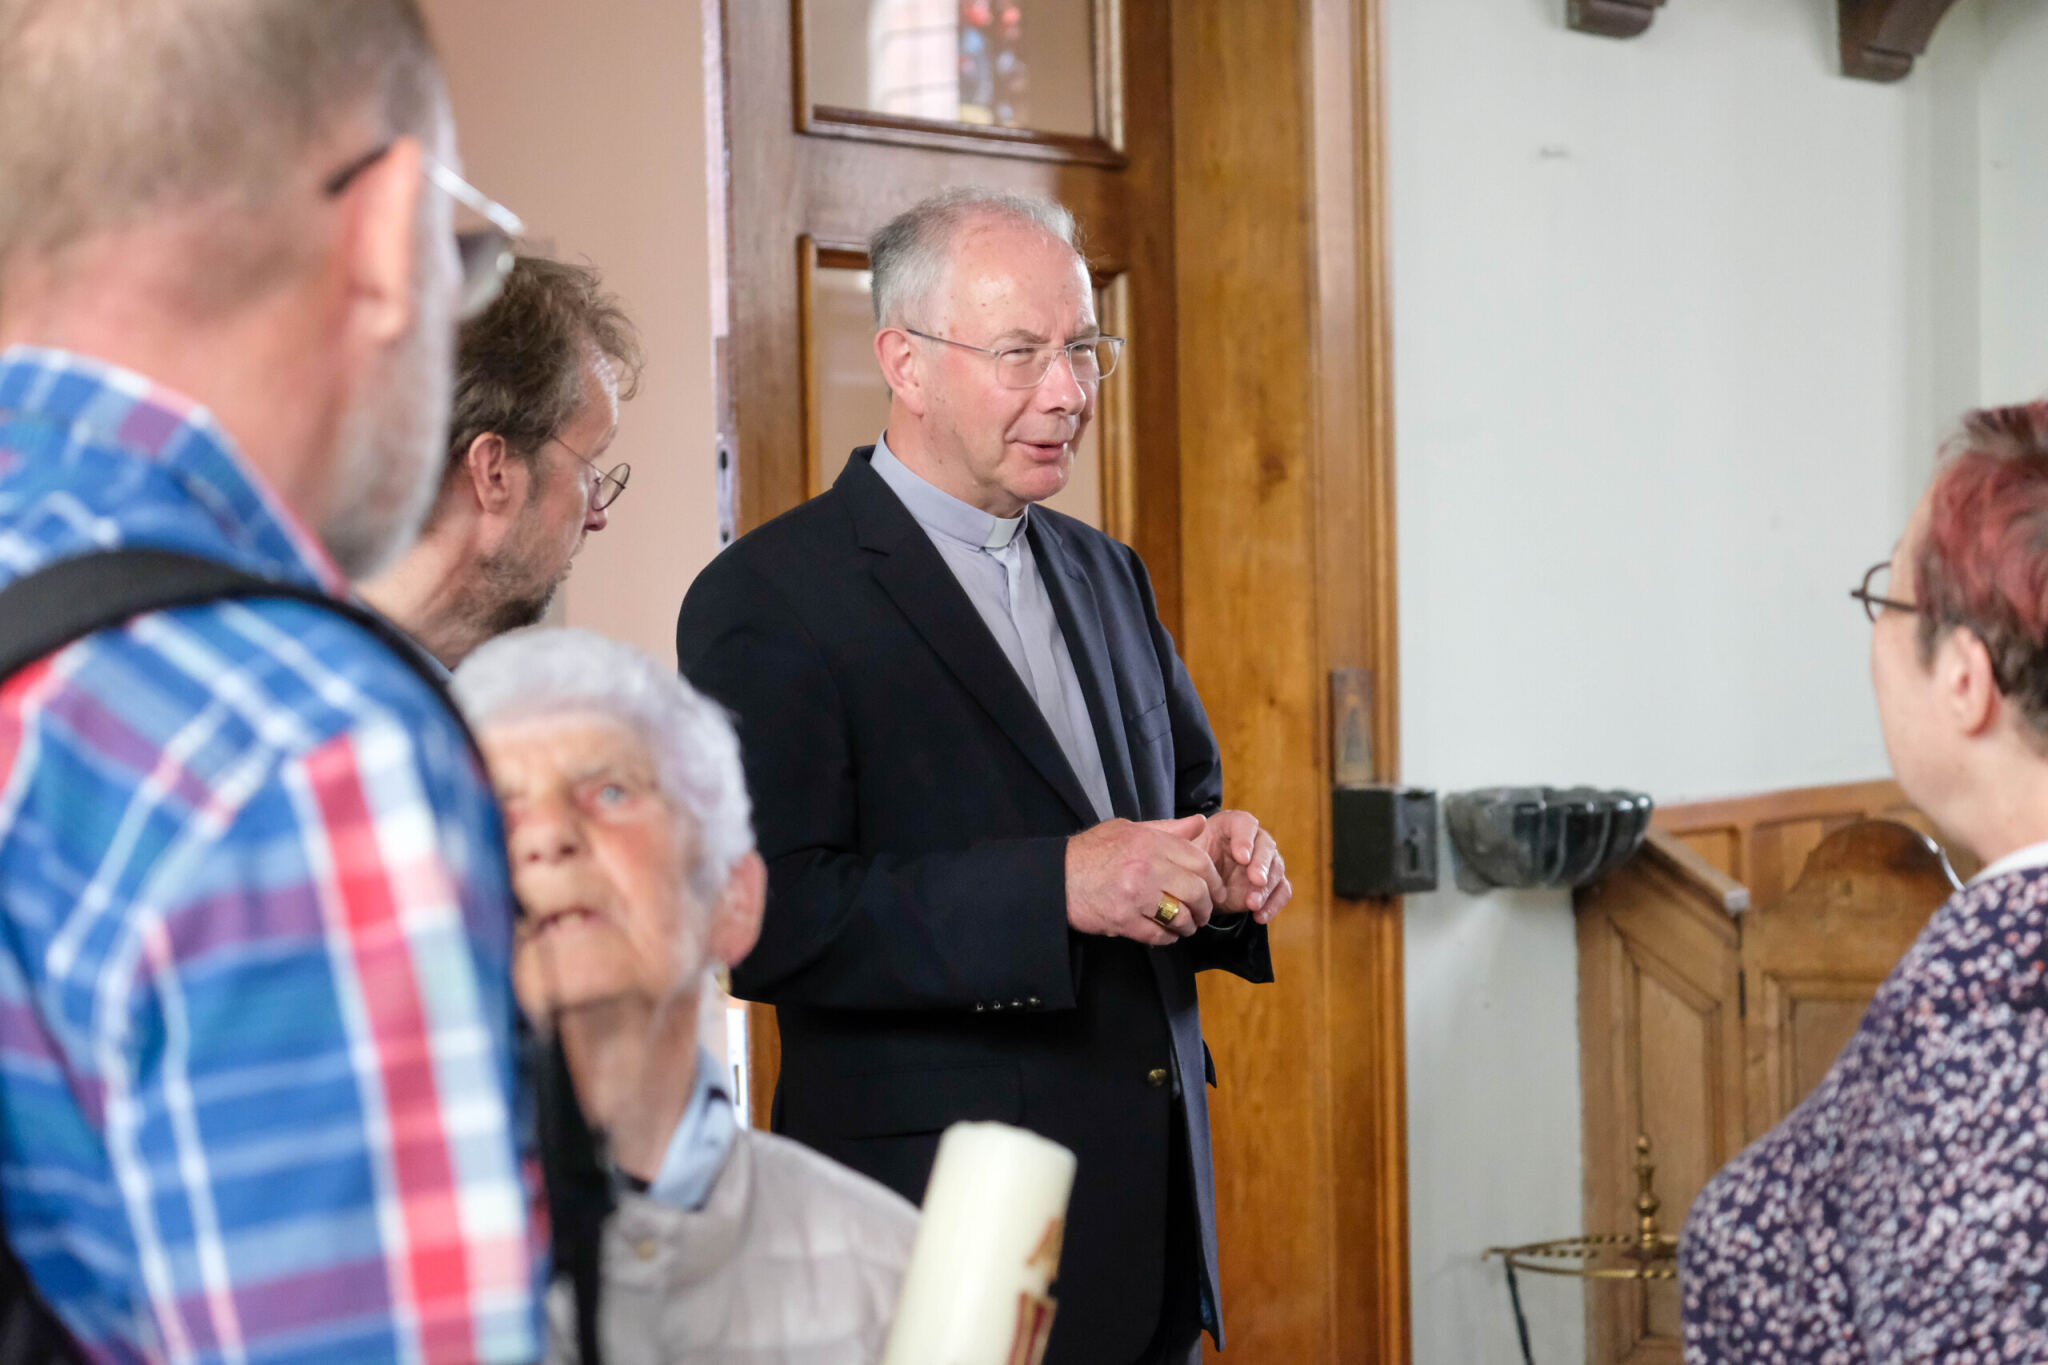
top-left (324, 291), bottom-right (453, 580)
top-left (324, 420), bottom-right (443, 580)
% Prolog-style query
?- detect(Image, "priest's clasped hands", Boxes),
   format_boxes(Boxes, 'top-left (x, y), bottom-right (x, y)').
top-left (1064, 811), bottom-right (1293, 947)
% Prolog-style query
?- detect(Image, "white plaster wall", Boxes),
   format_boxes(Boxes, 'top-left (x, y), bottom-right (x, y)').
top-left (1384, 2), bottom-right (1997, 1360)
top-left (1978, 0), bottom-right (2048, 401)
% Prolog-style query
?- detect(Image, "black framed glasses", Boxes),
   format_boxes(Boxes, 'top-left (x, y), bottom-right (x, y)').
top-left (1850, 560), bottom-right (1919, 623)
top-left (550, 435), bottom-right (630, 512)
top-left (904, 329), bottom-right (1124, 390)
top-left (322, 142), bottom-right (524, 320)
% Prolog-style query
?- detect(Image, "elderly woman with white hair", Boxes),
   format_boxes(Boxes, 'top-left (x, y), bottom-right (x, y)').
top-left (453, 627), bottom-right (918, 1364)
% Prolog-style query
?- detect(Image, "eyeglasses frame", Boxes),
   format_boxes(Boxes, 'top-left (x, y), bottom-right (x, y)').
top-left (321, 140), bottom-right (525, 319)
top-left (548, 434), bottom-right (631, 513)
top-left (1850, 559), bottom-right (1919, 623)
top-left (902, 328), bottom-right (1125, 390)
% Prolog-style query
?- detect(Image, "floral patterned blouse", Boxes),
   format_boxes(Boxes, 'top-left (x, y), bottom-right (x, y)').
top-left (1680, 858), bottom-right (2048, 1363)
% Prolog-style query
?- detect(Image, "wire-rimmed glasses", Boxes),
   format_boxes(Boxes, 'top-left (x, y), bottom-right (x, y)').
top-left (905, 329), bottom-right (1124, 389)
top-left (550, 435), bottom-right (630, 512)
top-left (322, 142), bottom-right (525, 320)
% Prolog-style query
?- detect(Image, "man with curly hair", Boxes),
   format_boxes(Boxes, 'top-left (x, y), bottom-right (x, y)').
top-left (364, 253), bottom-right (643, 669)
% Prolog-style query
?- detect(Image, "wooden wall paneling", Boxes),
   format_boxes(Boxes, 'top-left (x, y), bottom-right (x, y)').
top-left (1582, 807), bottom-right (1967, 1361)
top-left (1176, 0), bottom-right (1405, 1360)
top-left (1657, 777), bottom-right (1978, 899)
top-left (1646, 773), bottom-right (1900, 892)
top-left (1739, 819), bottom-right (1958, 1138)
top-left (1576, 831), bottom-right (1745, 1365)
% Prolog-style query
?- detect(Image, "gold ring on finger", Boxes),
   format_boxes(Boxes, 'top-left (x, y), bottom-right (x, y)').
top-left (1153, 896), bottom-right (1182, 927)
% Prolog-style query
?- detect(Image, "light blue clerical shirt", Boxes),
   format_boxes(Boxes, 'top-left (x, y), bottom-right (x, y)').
top-left (870, 436), bottom-right (1114, 822)
top-left (641, 1046), bottom-right (738, 1211)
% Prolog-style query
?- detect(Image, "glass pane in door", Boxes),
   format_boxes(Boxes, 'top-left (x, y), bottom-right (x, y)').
top-left (804, 252), bottom-right (1105, 529)
top-left (803, 0), bottom-right (1099, 139)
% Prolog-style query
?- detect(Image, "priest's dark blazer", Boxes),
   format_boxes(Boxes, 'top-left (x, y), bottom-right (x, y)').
top-left (675, 447), bottom-right (1273, 1363)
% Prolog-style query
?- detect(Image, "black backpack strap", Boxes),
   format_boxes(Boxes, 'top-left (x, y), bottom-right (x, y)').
top-left (0, 548), bottom-right (609, 1365)
top-left (0, 548), bottom-right (459, 721)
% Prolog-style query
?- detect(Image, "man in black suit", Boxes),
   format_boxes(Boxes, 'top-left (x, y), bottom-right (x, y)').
top-left (675, 187), bottom-right (1291, 1365)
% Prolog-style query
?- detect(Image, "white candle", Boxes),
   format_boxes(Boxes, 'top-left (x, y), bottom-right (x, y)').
top-left (882, 1121), bottom-right (1078, 1365)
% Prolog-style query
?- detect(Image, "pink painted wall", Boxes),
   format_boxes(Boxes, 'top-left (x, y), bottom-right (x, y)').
top-left (424, 0), bottom-right (720, 665)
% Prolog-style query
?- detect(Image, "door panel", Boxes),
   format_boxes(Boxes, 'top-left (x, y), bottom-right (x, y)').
top-left (802, 0), bottom-right (1102, 139)
top-left (796, 0), bottom-right (1122, 161)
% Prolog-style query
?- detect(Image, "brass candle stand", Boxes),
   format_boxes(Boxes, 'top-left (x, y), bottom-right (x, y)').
top-left (1482, 1136), bottom-right (1679, 1365)
top-left (1484, 1134), bottom-right (1678, 1280)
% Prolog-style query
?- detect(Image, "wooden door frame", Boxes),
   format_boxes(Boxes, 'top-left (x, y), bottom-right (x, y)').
top-left (1174, 0), bottom-right (1406, 1360)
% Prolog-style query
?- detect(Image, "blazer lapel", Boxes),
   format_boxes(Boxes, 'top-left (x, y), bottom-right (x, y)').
top-left (1029, 515), bottom-right (1142, 822)
top-left (840, 450), bottom-right (1100, 827)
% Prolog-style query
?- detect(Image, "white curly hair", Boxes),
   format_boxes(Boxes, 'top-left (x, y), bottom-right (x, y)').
top-left (452, 627), bottom-right (754, 900)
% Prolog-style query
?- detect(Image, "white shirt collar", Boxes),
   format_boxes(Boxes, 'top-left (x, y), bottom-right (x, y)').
top-left (1969, 837), bottom-right (2048, 885)
top-left (641, 1046), bottom-right (737, 1212)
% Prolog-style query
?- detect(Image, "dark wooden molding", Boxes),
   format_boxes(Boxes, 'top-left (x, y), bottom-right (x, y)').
top-left (1567, 0), bottom-right (1664, 38)
top-left (1839, 0), bottom-right (1965, 81)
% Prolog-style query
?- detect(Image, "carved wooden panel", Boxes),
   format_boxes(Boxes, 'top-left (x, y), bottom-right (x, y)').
top-left (1576, 830), bottom-right (1744, 1365)
top-left (1566, 0), bottom-right (1665, 39)
top-left (1658, 777), bottom-right (1977, 905)
top-left (1740, 820), bottom-right (1957, 1137)
top-left (1839, 0), bottom-right (1966, 82)
top-left (1578, 814), bottom-right (1961, 1364)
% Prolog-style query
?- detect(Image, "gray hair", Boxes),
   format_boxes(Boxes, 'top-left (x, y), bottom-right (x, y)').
top-left (0, 0), bottom-right (441, 269)
top-left (453, 628), bottom-right (755, 901)
top-left (868, 186), bottom-right (1078, 329)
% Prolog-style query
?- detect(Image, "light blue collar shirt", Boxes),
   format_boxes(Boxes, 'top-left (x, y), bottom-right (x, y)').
top-left (869, 435), bottom-right (1114, 822)
top-left (640, 1046), bottom-right (739, 1211)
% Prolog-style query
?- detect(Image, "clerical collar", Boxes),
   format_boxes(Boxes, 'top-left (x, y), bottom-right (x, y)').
top-left (871, 434), bottom-right (1025, 549)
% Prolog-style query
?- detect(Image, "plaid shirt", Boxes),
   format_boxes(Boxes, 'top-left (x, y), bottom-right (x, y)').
top-left (0, 348), bottom-right (541, 1363)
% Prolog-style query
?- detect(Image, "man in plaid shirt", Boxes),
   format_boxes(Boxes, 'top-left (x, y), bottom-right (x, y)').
top-left (0, 1), bottom-right (543, 1360)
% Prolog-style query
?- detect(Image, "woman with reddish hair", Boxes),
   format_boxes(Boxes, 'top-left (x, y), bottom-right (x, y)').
top-left (1681, 402), bottom-right (2048, 1363)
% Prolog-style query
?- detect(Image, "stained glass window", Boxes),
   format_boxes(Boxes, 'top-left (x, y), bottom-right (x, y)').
top-left (806, 0), bottom-right (1095, 139)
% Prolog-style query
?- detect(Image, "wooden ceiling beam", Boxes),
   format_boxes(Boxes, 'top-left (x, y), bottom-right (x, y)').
top-left (1566, 0), bottom-right (1665, 38)
top-left (1839, 0), bottom-right (1966, 81)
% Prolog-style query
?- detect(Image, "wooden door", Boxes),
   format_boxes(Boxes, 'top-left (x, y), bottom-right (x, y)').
top-left (709, 3), bottom-right (1410, 1361)
top-left (712, 0), bottom-right (1179, 1129)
